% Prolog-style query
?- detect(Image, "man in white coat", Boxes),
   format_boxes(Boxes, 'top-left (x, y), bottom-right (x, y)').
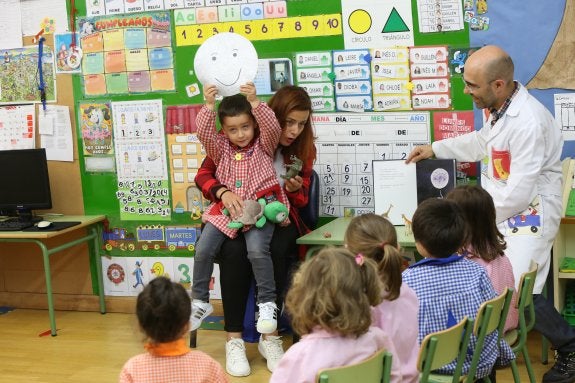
top-left (406, 45), bottom-right (575, 383)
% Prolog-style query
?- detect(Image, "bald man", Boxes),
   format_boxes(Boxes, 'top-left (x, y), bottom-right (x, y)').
top-left (406, 45), bottom-right (574, 383)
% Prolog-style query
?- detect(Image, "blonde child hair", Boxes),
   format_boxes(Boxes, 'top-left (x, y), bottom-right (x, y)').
top-left (344, 214), bottom-right (404, 300)
top-left (286, 246), bottom-right (382, 337)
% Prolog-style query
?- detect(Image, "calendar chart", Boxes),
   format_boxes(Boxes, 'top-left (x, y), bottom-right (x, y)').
top-left (314, 112), bottom-right (430, 217)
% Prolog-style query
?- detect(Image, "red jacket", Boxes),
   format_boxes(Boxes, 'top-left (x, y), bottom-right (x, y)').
top-left (195, 150), bottom-right (314, 237)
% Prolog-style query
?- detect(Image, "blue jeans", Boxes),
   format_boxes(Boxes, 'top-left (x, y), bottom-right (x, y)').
top-left (192, 221), bottom-right (276, 304)
top-left (533, 294), bottom-right (575, 352)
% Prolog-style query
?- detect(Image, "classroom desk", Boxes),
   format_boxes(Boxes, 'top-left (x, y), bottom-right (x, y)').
top-left (0, 215), bottom-right (107, 336)
top-left (296, 216), bottom-right (416, 258)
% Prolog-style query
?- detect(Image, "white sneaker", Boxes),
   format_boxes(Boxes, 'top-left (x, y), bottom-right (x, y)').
top-left (258, 335), bottom-right (284, 372)
top-left (190, 300), bottom-right (213, 331)
top-left (257, 301), bottom-right (278, 334)
top-left (225, 338), bottom-right (251, 377)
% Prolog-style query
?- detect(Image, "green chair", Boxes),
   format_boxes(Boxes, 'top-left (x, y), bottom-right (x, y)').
top-left (417, 316), bottom-right (474, 383)
top-left (503, 261), bottom-right (538, 383)
top-left (465, 288), bottom-right (514, 383)
top-left (316, 349), bottom-right (393, 383)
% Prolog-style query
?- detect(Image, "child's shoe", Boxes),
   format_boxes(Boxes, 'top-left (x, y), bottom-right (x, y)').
top-left (256, 301), bottom-right (278, 334)
top-left (258, 335), bottom-right (284, 372)
top-left (225, 338), bottom-right (251, 377)
top-left (190, 300), bottom-right (213, 331)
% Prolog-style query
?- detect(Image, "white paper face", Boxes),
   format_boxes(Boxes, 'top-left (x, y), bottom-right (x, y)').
top-left (193, 32), bottom-right (259, 97)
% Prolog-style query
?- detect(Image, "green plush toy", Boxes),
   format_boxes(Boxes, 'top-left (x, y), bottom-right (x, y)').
top-left (225, 198), bottom-right (288, 229)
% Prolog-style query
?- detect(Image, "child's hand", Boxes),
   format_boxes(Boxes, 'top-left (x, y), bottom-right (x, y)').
top-left (203, 84), bottom-right (218, 110)
top-left (240, 82), bottom-right (260, 108)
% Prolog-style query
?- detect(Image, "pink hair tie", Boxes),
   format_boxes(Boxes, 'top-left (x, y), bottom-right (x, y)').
top-left (355, 253), bottom-right (364, 266)
top-left (381, 241), bottom-right (388, 249)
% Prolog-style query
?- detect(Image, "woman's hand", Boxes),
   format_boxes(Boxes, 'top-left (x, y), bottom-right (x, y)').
top-left (203, 84), bottom-right (218, 111)
top-left (284, 175), bottom-right (303, 193)
top-left (221, 191), bottom-right (244, 219)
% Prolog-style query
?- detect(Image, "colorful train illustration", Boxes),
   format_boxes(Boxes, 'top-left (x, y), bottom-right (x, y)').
top-left (103, 225), bottom-right (201, 252)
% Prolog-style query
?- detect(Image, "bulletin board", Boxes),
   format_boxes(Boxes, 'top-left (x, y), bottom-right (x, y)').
top-left (68, 0), bottom-right (473, 295)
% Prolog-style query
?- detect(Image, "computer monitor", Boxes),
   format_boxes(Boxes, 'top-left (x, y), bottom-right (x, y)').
top-left (0, 148), bottom-right (52, 222)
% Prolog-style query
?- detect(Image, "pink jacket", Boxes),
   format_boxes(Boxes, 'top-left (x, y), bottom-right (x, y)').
top-left (270, 327), bottom-right (402, 383)
top-left (371, 283), bottom-right (420, 383)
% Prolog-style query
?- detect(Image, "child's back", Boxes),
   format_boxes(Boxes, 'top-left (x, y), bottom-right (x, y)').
top-left (119, 277), bottom-right (228, 383)
top-left (345, 213), bottom-right (419, 383)
top-left (371, 284), bottom-right (419, 382)
top-left (121, 351), bottom-right (227, 383)
top-left (447, 185), bottom-right (519, 333)
top-left (270, 247), bottom-right (402, 383)
top-left (403, 198), bottom-right (514, 379)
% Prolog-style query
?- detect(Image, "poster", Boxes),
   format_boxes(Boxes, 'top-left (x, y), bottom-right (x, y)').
top-left (112, 99), bottom-right (170, 220)
top-left (54, 33), bottom-right (83, 74)
top-left (0, 45), bottom-right (56, 105)
top-left (77, 11), bottom-right (175, 96)
top-left (78, 101), bottom-right (114, 156)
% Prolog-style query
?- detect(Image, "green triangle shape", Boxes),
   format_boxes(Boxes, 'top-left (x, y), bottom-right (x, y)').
top-left (382, 7), bottom-right (410, 33)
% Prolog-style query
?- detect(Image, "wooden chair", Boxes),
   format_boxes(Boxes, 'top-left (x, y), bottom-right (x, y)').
top-left (464, 288), bottom-right (514, 383)
top-left (417, 316), bottom-right (474, 383)
top-left (503, 261), bottom-right (538, 383)
top-left (316, 349), bottom-right (393, 383)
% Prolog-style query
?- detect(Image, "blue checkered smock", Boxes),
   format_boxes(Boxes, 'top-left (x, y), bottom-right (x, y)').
top-left (402, 254), bottom-right (515, 378)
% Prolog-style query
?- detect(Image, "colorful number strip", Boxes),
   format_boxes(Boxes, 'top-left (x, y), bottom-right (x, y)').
top-left (175, 14), bottom-right (342, 46)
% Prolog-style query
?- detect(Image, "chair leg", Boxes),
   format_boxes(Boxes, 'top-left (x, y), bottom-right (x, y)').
top-left (510, 360), bottom-right (521, 383)
top-left (522, 346), bottom-right (537, 383)
top-left (541, 335), bottom-right (549, 364)
top-left (189, 329), bottom-right (197, 348)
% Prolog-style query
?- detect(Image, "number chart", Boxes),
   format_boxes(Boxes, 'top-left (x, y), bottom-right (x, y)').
top-left (314, 112), bottom-right (430, 217)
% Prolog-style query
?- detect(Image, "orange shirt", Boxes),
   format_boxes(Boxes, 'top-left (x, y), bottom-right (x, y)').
top-left (119, 339), bottom-right (228, 383)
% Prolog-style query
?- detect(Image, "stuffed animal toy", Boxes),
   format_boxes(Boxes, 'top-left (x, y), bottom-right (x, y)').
top-left (224, 198), bottom-right (288, 229)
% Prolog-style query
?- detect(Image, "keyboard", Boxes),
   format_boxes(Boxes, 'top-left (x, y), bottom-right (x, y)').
top-left (0, 219), bottom-right (35, 231)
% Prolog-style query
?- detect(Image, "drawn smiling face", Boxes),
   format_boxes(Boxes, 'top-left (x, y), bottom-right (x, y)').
top-left (193, 32), bottom-right (259, 97)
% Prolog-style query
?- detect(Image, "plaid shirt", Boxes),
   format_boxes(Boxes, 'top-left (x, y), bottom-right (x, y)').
top-left (489, 81), bottom-right (519, 126)
top-left (119, 343), bottom-right (228, 383)
top-left (402, 255), bottom-right (515, 378)
top-left (196, 103), bottom-right (290, 238)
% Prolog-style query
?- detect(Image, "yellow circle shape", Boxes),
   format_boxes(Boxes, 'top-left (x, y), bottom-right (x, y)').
top-left (348, 9), bottom-right (372, 34)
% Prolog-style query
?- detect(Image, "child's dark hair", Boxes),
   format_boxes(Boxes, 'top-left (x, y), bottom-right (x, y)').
top-left (136, 277), bottom-right (191, 343)
top-left (286, 247), bottom-right (382, 337)
top-left (217, 93), bottom-right (254, 125)
top-left (344, 213), bottom-right (404, 300)
top-left (412, 198), bottom-right (466, 258)
top-left (446, 185), bottom-right (506, 261)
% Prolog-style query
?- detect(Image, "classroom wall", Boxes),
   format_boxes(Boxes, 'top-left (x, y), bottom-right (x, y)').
top-left (0, 0), bottom-right (572, 312)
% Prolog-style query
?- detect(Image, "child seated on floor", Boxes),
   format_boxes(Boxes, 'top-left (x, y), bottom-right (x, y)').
top-left (402, 198), bottom-right (514, 381)
top-left (119, 276), bottom-right (228, 383)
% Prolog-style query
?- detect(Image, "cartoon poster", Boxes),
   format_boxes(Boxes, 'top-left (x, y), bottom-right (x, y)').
top-left (54, 33), bottom-right (83, 74)
top-left (0, 45), bottom-right (56, 105)
top-left (78, 102), bottom-right (114, 156)
top-left (77, 11), bottom-right (174, 96)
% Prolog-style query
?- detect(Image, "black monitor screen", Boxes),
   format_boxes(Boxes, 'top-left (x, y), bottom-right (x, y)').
top-left (0, 148), bottom-right (52, 218)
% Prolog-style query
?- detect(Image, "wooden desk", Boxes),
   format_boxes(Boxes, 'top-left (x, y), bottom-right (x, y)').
top-left (297, 217), bottom-right (416, 258)
top-left (0, 215), bottom-right (107, 336)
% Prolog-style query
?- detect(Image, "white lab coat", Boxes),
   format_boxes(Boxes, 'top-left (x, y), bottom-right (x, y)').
top-left (432, 84), bottom-right (563, 294)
